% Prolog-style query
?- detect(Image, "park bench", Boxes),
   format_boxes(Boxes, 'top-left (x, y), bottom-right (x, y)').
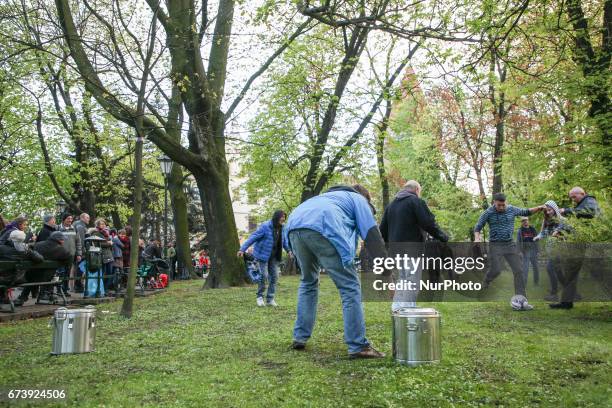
top-left (0, 260), bottom-right (67, 313)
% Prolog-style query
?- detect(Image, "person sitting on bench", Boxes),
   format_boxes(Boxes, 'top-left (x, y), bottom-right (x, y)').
top-left (0, 230), bottom-right (44, 306)
top-left (16, 232), bottom-right (71, 304)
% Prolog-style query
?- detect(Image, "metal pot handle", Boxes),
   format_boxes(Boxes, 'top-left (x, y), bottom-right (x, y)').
top-left (407, 323), bottom-right (419, 331)
top-left (54, 307), bottom-right (68, 320)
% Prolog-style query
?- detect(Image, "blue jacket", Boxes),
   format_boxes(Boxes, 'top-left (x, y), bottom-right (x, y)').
top-left (240, 220), bottom-right (289, 262)
top-left (284, 190), bottom-right (377, 266)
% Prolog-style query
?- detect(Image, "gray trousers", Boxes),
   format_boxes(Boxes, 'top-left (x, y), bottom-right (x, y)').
top-left (484, 243), bottom-right (527, 297)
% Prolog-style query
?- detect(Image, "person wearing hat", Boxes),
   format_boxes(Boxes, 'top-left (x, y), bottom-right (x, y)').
top-left (516, 217), bottom-right (539, 287)
top-left (36, 214), bottom-right (57, 242)
top-left (474, 193), bottom-right (545, 310)
top-left (284, 184), bottom-right (388, 359)
top-left (534, 200), bottom-right (572, 302)
top-left (14, 231), bottom-right (69, 304)
top-left (0, 216), bottom-right (28, 245)
top-left (33, 231), bottom-right (72, 302)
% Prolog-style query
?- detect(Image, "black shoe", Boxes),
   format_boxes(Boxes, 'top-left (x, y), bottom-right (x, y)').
top-left (291, 341), bottom-right (306, 350)
top-left (549, 302), bottom-right (573, 309)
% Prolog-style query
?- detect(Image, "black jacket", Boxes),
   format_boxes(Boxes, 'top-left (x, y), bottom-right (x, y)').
top-left (37, 223), bottom-right (57, 242)
top-left (34, 239), bottom-right (71, 264)
top-left (563, 195), bottom-right (601, 219)
top-left (0, 244), bottom-right (44, 263)
top-left (143, 243), bottom-right (162, 261)
top-left (380, 190), bottom-right (449, 244)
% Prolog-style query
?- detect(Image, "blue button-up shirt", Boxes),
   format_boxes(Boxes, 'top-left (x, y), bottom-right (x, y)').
top-left (284, 191), bottom-right (377, 265)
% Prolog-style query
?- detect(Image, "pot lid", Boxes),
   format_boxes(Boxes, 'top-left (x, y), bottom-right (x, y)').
top-left (54, 306), bottom-right (96, 316)
top-left (392, 307), bottom-right (439, 317)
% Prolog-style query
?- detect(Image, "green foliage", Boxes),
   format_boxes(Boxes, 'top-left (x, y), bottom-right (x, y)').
top-left (386, 87), bottom-right (482, 240)
top-left (239, 28), bottom-right (375, 214)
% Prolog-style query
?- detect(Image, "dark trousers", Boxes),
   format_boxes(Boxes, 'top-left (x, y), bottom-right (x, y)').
top-left (521, 249), bottom-right (539, 286)
top-left (484, 243), bottom-right (527, 297)
top-left (57, 264), bottom-right (73, 293)
top-left (555, 250), bottom-right (585, 303)
top-left (102, 262), bottom-right (114, 291)
top-left (170, 257), bottom-right (177, 279)
top-left (546, 258), bottom-right (560, 295)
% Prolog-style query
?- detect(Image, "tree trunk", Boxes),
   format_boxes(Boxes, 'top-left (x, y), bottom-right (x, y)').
top-left (192, 154), bottom-right (244, 288)
top-left (168, 164), bottom-right (196, 278)
top-left (377, 98), bottom-right (393, 210)
top-left (121, 132), bottom-right (143, 318)
top-left (489, 52), bottom-right (507, 197)
top-left (376, 130), bottom-right (390, 211)
top-left (491, 99), bottom-right (505, 196)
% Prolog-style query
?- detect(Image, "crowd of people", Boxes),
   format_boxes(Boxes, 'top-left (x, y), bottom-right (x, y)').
top-left (0, 212), bottom-right (185, 306)
top-left (238, 182), bottom-right (602, 359)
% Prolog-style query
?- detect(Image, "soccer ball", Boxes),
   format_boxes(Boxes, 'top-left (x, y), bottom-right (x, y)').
top-left (510, 295), bottom-right (534, 311)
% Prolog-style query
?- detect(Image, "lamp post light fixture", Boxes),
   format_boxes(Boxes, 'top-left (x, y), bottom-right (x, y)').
top-left (157, 155), bottom-right (173, 282)
top-left (56, 199), bottom-right (67, 219)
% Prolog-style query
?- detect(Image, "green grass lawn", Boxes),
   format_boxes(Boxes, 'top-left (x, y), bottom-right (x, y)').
top-left (0, 276), bottom-right (610, 407)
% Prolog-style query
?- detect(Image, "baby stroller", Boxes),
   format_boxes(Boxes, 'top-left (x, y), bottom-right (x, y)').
top-left (138, 258), bottom-right (170, 290)
top-left (243, 253), bottom-right (261, 284)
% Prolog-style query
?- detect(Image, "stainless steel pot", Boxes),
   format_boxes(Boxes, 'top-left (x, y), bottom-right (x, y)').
top-left (49, 306), bottom-right (97, 355)
top-left (392, 307), bottom-right (441, 366)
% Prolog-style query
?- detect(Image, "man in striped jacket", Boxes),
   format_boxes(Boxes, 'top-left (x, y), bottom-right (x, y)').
top-left (474, 193), bottom-right (545, 310)
top-left (238, 210), bottom-right (290, 307)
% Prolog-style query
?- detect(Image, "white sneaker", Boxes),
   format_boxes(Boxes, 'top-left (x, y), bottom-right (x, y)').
top-left (256, 297), bottom-right (265, 307)
top-left (267, 299), bottom-right (278, 307)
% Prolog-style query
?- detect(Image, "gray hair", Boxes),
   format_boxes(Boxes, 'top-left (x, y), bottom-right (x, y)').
top-left (403, 180), bottom-right (421, 192)
top-left (569, 186), bottom-right (585, 195)
top-left (43, 214), bottom-right (55, 224)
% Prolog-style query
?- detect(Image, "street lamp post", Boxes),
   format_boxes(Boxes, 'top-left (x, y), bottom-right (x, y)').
top-left (56, 200), bottom-right (67, 220)
top-left (179, 182), bottom-right (192, 280)
top-left (157, 155), bottom-right (173, 282)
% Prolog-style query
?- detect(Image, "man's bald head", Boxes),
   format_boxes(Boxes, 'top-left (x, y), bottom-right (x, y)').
top-left (403, 180), bottom-right (422, 197)
top-left (569, 187), bottom-right (586, 204)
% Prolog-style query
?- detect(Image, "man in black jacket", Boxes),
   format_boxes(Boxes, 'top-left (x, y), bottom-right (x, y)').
top-left (379, 180), bottom-right (449, 310)
top-left (19, 231), bottom-right (70, 302)
top-left (551, 186), bottom-right (602, 309)
top-left (380, 181), bottom-right (449, 244)
top-left (36, 214), bottom-right (57, 242)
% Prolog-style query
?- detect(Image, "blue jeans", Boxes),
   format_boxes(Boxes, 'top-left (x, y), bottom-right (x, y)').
top-left (289, 229), bottom-right (369, 354)
top-left (257, 259), bottom-right (279, 301)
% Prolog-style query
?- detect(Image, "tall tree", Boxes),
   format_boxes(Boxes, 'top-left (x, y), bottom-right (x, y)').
top-left (53, 0), bottom-right (311, 287)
